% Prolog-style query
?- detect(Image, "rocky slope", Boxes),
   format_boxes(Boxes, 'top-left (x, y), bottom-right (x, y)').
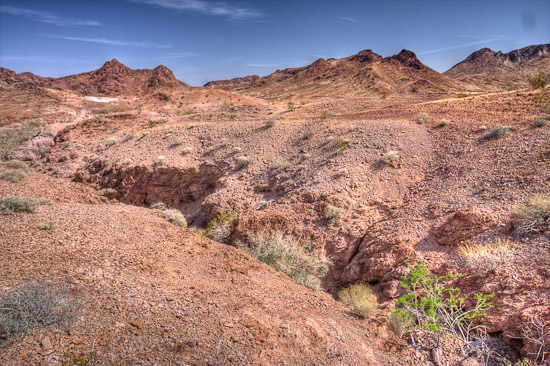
top-left (205, 49), bottom-right (467, 99)
top-left (444, 44), bottom-right (550, 90)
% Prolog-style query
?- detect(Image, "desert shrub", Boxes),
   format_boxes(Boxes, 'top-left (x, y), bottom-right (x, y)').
top-left (154, 155), bottom-right (166, 167)
top-left (456, 93), bottom-right (469, 98)
top-left (231, 147), bottom-right (242, 154)
top-left (105, 138), bottom-right (118, 147)
top-left (287, 102), bottom-right (295, 111)
top-left (532, 118), bottom-right (549, 128)
top-left (332, 139), bottom-right (349, 155)
top-left (325, 205), bottom-right (343, 220)
top-left (36, 198), bottom-right (53, 206)
top-left (272, 157), bottom-right (291, 170)
top-left (0, 168), bottom-right (27, 182)
top-left (336, 168), bottom-right (348, 177)
top-left (236, 156), bottom-right (250, 169)
top-left (237, 231), bottom-right (330, 290)
top-left (379, 150), bottom-right (400, 165)
top-left (150, 201), bottom-right (168, 210)
top-left (98, 195), bottom-right (109, 203)
top-left (182, 147), bottom-right (193, 155)
top-left (388, 309), bottom-right (413, 338)
top-left (163, 209), bottom-right (187, 228)
top-left (0, 196), bottom-right (42, 215)
top-left (338, 284), bottom-right (377, 317)
top-left (482, 126), bottom-right (510, 140)
top-left (0, 127), bottom-right (37, 160)
top-left (34, 145), bottom-right (52, 157)
top-left (320, 111), bottom-right (328, 121)
top-left (415, 112), bottom-right (431, 124)
top-left (438, 119), bottom-right (450, 127)
top-left (257, 200), bottom-right (270, 209)
top-left (39, 220), bottom-right (56, 230)
top-left (61, 352), bottom-right (99, 366)
top-left (395, 261), bottom-right (494, 348)
top-left (219, 138), bottom-right (229, 147)
top-left (147, 119), bottom-right (166, 128)
top-left (511, 196), bottom-right (550, 236)
top-left (457, 238), bottom-right (511, 274)
top-left (527, 71), bottom-right (549, 89)
top-left (0, 281), bottom-right (77, 345)
top-left (381, 92), bottom-right (389, 99)
top-left (122, 133), bottom-right (134, 143)
top-left (302, 129), bottom-right (313, 140)
top-left (204, 213), bottom-right (233, 243)
top-left (2, 160), bottom-right (29, 170)
top-left (264, 120), bottom-right (276, 128)
top-left (171, 137), bottom-right (184, 147)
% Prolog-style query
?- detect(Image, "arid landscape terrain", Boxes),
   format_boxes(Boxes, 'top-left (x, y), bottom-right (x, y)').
top-left (1, 42), bottom-right (549, 366)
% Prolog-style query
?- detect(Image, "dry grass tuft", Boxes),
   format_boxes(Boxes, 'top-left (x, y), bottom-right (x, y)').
top-left (338, 284), bottom-right (377, 317)
top-left (0, 168), bottom-right (27, 182)
top-left (511, 196), bottom-right (550, 236)
top-left (163, 209), bottom-right (187, 228)
top-left (457, 238), bottom-right (512, 274)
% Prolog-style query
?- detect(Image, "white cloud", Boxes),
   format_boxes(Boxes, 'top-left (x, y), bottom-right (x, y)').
top-left (417, 37), bottom-right (506, 55)
top-left (43, 34), bottom-right (172, 48)
top-left (338, 16), bottom-right (359, 23)
top-left (0, 6), bottom-right (101, 26)
top-left (131, 0), bottom-right (263, 20)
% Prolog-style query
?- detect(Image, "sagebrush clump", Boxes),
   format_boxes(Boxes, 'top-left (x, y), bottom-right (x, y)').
top-left (324, 205), bottom-right (343, 220)
top-left (0, 281), bottom-right (77, 346)
top-left (0, 196), bottom-right (45, 215)
top-left (457, 238), bottom-right (511, 274)
top-left (511, 196), bottom-right (550, 236)
top-left (0, 169), bottom-right (27, 182)
top-left (236, 156), bottom-right (250, 169)
top-left (203, 213), bottom-right (233, 243)
top-left (415, 112), bottom-right (431, 124)
top-left (338, 284), bottom-right (377, 317)
top-left (483, 126), bottom-right (510, 140)
top-left (532, 118), bottom-right (549, 128)
top-left (237, 231), bottom-right (330, 290)
top-left (163, 209), bottom-right (187, 228)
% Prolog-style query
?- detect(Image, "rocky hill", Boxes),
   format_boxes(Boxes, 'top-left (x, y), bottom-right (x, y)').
top-left (0, 59), bottom-right (188, 96)
top-left (444, 44), bottom-right (550, 90)
top-left (205, 49), bottom-right (467, 99)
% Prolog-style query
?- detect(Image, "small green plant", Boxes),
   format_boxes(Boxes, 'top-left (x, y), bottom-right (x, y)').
top-left (39, 220), bottom-right (56, 230)
top-left (228, 113), bottom-right (237, 120)
top-left (324, 205), bottom-right (343, 221)
top-left (320, 111), bottom-right (328, 121)
top-left (381, 92), bottom-right (389, 99)
top-left (271, 157), bottom-right (291, 170)
top-left (237, 231), bottom-right (330, 290)
top-left (62, 352), bottom-right (99, 366)
top-left (527, 71), bottom-right (549, 89)
top-left (511, 196), bottom-right (550, 236)
top-left (163, 209), bottom-right (187, 228)
top-left (532, 118), bottom-right (549, 128)
top-left (338, 284), bottom-right (377, 317)
top-left (147, 119), bottom-right (167, 128)
top-left (203, 213), bottom-right (233, 243)
top-left (456, 93), bottom-right (469, 98)
top-left (2, 160), bottom-right (29, 170)
top-left (0, 196), bottom-right (44, 215)
top-left (332, 139), bottom-right (349, 155)
top-left (379, 150), bottom-right (400, 166)
top-left (415, 112), bottom-right (431, 124)
top-left (482, 126), bottom-right (510, 140)
top-left (236, 156), bottom-right (250, 169)
top-left (438, 119), bottom-right (450, 127)
top-left (0, 281), bottom-right (77, 346)
top-left (287, 101), bottom-right (296, 111)
top-left (395, 261), bottom-right (494, 348)
top-left (0, 168), bottom-right (27, 182)
top-left (33, 145), bottom-right (51, 157)
top-left (388, 309), bottom-right (413, 338)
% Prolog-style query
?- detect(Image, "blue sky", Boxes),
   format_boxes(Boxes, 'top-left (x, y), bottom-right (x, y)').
top-left (1, 0), bottom-right (549, 86)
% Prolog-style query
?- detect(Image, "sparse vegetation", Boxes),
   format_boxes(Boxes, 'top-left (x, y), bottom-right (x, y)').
top-left (264, 120), bottom-right (276, 128)
top-left (332, 139), bottom-right (349, 155)
top-left (482, 126), bottom-right (510, 140)
top-left (338, 284), bottom-right (377, 317)
top-left (272, 157), bottom-right (291, 170)
top-left (237, 231), bottom-right (330, 290)
top-left (203, 213), bottom-right (233, 243)
top-left (388, 309), bottom-right (413, 338)
top-left (532, 118), bottom-right (549, 128)
top-left (0, 120), bottom-right (44, 160)
top-left (302, 129), bottom-right (313, 140)
top-left (287, 101), bottom-right (296, 111)
top-left (457, 238), bottom-right (511, 274)
top-left (2, 160), bottom-right (29, 170)
top-left (0, 168), bottom-right (27, 182)
top-left (395, 261), bottom-right (494, 350)
top-left (171, 138), bottom-right (184, 147)
top-left (154, 155), bottom-right (166, 167)
top-left (438, 118), bottom-right (450, 127)
top-left (527, 71), bottom-right (549, 89)
top-left (0, 196), bottom-right (45, 215)
top-left (231, 146), bottom-right (242, 154)
top-left (39, 220), bottom-right (56, 230)
top-left (381, 91), bottom-right (389, 99)
top-left (150, 201), bottom-right (168, 210)
top-left (105, 138), bottom-right (118, 147)
top-left (147, 119), bottom-right (167, 128)
top-left (379, 150), bottom-right (400, 166)
top-left (122, 133), bottom-right (135, 142)
top-left (511, 196), bottom-right (550, 236)
top-left (320, 111), bottom-right (328, 121)
top-left (324, 205), bottom-right (343, 221)
top-left (182, 146), bottom-right (193, 155)
top-left (456, 92), bottom-right (469, 98)
top-left (415, 112), bottom-right (431, 124)
top-left (336, 168), bottom-right (348, 177)
top-left (0, 281), bottom-right (77, 346)
top-left (163, 209), bottom-right (187, 228)
top-left (236, 156), bottom-right (250, 169)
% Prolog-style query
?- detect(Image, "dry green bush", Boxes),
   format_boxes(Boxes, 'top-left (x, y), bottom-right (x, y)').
top-left (39, 220), bottom-right (56, 230)
top-left (438, 119), bottom-right (450, 127)
top-left (237, 231), bottom-right (330, 290)
top-left (236, 156), bottom-right (250, 169)
top-left (2, 160), bottom-right (29, 170)
top-left (163, 209), bottom-right (187, 228)
top-left (415, 112), bottom-right (431, 124)
top-left (105, 138), bottom-right (118, 147)
top-left (532, 118), bottom-right (549, 128)
top-left (482, 126), bottom-right (510, 140)
top-left (0, 169), bottom-right (27, 182)
top-left (271, 157), bottom-right (291, 170)
top-left (150, 201), bottom-right (168, 210)
top-left (512, 196), bottom-right (550, 236)
top-left (338, 284), bottom-right (378, 317)
top-left (0, 196), bottom-right (44, 215)
top-left (0, 281), bottom-right (77, 346)
top-left (325, 205), bottom-right (344, 220)
top-left (204, 213), bottom-right (233, 243)
top-left (0, 119), bottom-right (44, 160)
top-left (457, 239), bottom-right (511, 274)
top-left (388, 309), bottom-right (413, 338)
top-left (264, 120), bottom-right (276, 128)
